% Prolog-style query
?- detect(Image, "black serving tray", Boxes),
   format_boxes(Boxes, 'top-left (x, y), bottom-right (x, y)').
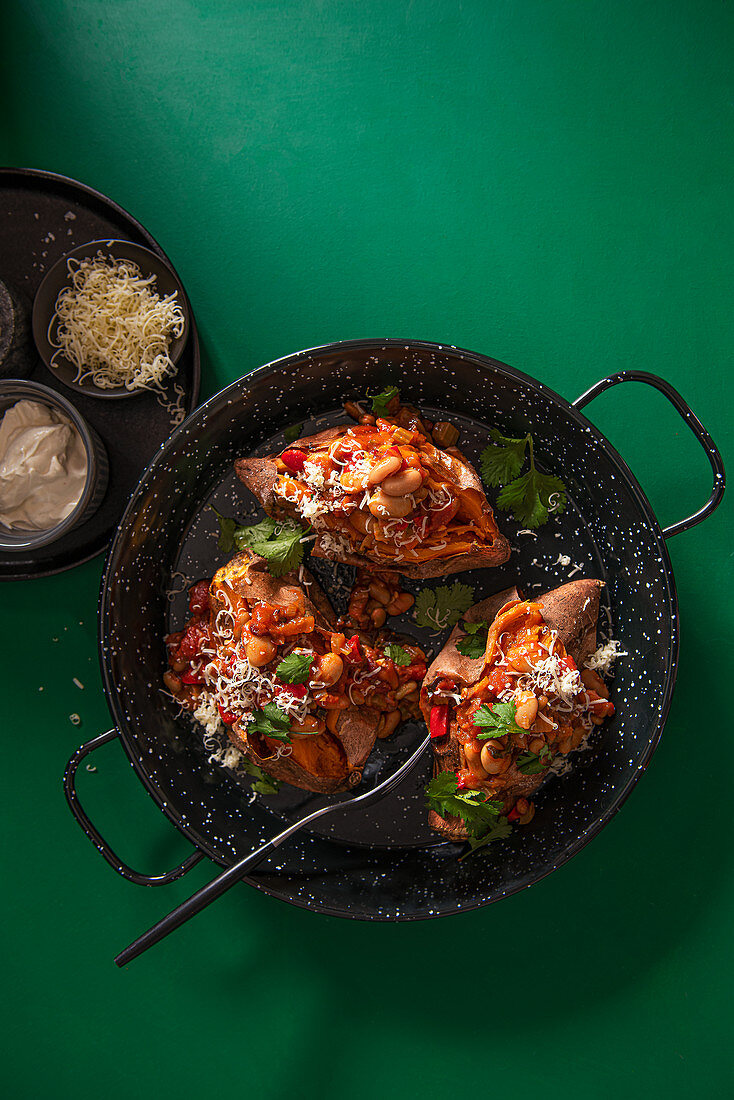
top-left (0, 167), bottom-right (201, 579)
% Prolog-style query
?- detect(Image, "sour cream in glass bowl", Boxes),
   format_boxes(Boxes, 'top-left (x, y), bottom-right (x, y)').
top-left (0, 379), bottom-right (109, 552)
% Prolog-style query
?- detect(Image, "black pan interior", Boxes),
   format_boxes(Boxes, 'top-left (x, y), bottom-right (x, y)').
top-left (100, 340), bottom-right (677, 920)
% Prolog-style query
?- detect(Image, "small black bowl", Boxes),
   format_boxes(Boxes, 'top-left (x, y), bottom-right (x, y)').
top-left (32, 239), bottom-right (190, 400)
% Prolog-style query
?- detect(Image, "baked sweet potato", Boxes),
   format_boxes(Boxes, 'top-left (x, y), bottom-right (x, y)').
top-left (164, 549), bottom-right (426, 794)
top-left (235, 418), bottom-right (510, 579)
top-left (420, 579), bottom-right (613, 842)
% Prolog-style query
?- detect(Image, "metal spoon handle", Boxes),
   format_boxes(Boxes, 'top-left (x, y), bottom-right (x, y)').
top-left (113, 807), bottom-right (333, 968)
top-left (114, 734), bottom-right (429, 967)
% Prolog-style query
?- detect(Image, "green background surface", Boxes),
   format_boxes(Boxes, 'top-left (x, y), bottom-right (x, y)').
top-left (1, 2), bottom-right (732, 1097)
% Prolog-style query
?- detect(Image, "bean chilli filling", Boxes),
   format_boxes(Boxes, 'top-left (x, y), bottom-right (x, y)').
top-left (164, 551), bottom-right (427, 793)
top-left (421, 580), bottom-right (617, 845)
top-left (235, 397), bottom-right (510, 578)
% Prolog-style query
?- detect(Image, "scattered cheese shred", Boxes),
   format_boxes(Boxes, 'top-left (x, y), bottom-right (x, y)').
top-left (49, 252), bottom-right (185, 392)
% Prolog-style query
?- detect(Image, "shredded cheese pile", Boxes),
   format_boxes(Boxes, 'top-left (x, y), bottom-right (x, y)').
top-left (584, 639), bottom-right (627, 673)
top-left (49, 251), bottom-right (185, 392)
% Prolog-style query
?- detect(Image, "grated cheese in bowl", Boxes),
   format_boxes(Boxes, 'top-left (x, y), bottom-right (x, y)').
top-left (48, 250), bottom-right (186, 393)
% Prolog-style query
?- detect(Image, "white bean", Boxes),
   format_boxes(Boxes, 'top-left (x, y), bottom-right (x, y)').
top-left (368, 490), bottom-right (412, 518)
top-left (367, 454), bottom-right (402, 485)
top-left (381, 467), bottom-right (423, 497)
top-left (481, 744), bottom-right (510, 774)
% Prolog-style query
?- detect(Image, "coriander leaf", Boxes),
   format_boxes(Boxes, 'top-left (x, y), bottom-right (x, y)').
top-left (497, 468), bottom-right (567, 529)
top-left (463, 619), bottom-right (489, 635)
top-left (456, 622), bottom-right (489, 658)
top-left (276, 652), bottom-right (314, 683)
top-left (283, 422), bottom-right (304, 444)
top-left (414, 581), bottom-right (475, 632)
top-left (462, 815), bottom-right (513, 856)
top-left (247, 702), bottom-right (292, 742)
top-left (259, 521), bottom-right (307, 576)
top-left (233, 516), bottom-right (280, 552)
top-left (473, 701), bottom-right (525, 740)
top-left (535, 471), bottom-right (567, 518)
top-left (239, 758), bottom-right (281, 795)
top-left (480, 427), bottom-right (569, 530)
top-left (479, 429), bottom-right (528, 488)
top-left (425, 773), bottom-right (504, 836)
top-left (516, 745), bottom-right (553, 775)
top-left (212, 507), bottom-right (237, 553)
top-left (383, 643), bottom-right (412, 666)
top-left (229, 516), bottom-right (307, 577)
top-left (251, 774), bottom-right (281, 796)
top-left (368, 385), bottom-right (399, 416)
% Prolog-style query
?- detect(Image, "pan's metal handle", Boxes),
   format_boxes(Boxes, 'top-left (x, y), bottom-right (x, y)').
top-left (63, 729), bottom-right (204, 886)
top-left (572, 370), bottom-right (725, 539)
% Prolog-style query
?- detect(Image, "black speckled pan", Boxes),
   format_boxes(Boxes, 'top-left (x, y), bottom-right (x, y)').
top-left (63, 340), bottom-right (725, 920)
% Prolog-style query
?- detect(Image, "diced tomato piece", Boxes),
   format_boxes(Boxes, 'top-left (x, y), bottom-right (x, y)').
top-left (188, 580), bottom-right (211, 615)
top-left (557, 654), bottom-right (577, 673)
top-left (486, 667), bottom-right (513, 696)
top-left (217, 703), bottom-right (237, 725)
top-left (430, 704), bottom-right (449, 739)
top-left (177, 621), bottom-right (210, 661)
top-left (180, 668), bottom-right (204, 685)
top-left (346, 635), bottom-right (362, 662)
top-left (281, 448), bottom-right (307, 473)
top-left (507, 804), bottom-right (522, 822)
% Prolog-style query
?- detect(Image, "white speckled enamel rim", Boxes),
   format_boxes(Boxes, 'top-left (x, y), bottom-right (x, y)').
top-left (66, 339), bottom-right (724, 920)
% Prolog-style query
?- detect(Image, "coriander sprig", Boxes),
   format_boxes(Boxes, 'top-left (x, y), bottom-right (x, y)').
top-left (213, 509), bottom-right (307, 578)
top-left (425, 772), bottom-right (511, 852)
top-left (479, 429), bottom-right (567, 529)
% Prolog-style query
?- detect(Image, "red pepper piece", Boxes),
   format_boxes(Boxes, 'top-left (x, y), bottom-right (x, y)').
top-left (346, 635), bottom-right (362, 661)
top-left (217, 703), bottom-right (237, 725)
top-left (276, 681), bottom-right (308, 700)
top-left (456, 772), bottom-right (467, 790)
top-left (557, 654), bottom-right (578, 673)
top-left (507, 804), bottom-right (522, 822)
top-left (281, 448), bottom-right (307, 473)
top-left (429, 704), bottom-right (449, 739)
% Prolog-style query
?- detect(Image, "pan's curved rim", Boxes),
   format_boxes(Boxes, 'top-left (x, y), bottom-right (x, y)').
top-left (98, 337), bottom-right (679, 920)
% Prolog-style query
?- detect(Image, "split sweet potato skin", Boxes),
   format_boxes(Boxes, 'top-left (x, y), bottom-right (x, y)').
top-left (234, 424), bottom-right (510, 579)
top-left (208, 550), bottom-right (380, 794)
top-left (420, 579), bottom-right (605, 842)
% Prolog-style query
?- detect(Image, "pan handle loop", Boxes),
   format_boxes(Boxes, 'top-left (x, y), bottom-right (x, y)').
top-left (572, 370), bottom-right (725, 539)
top-left (63, 729), bottom-right (205, 887)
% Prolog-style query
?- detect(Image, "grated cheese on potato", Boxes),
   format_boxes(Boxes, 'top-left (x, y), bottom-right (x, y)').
top-left (49, 251), bottom-right (185, 392)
